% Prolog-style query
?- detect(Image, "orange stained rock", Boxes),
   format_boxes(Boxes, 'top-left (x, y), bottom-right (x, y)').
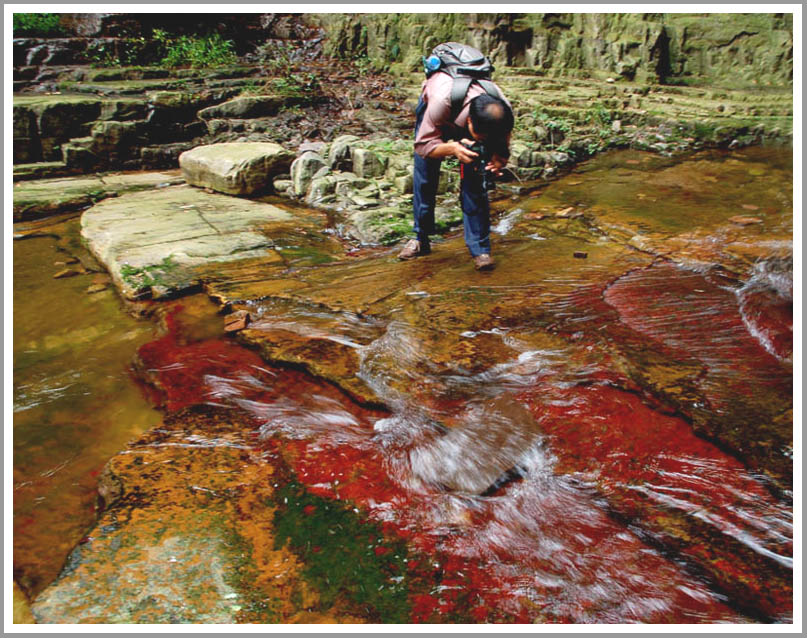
top-left (238, 327), bottom-right (377, 406)
top-left (31, 408), bottom-right (373, 624)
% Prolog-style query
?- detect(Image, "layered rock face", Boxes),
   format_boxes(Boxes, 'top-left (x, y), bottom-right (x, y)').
top-left (313, 13), bottom-right (793, 87)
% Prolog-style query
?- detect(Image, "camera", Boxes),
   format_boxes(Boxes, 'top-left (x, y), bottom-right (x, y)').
top-left (461, 141), bottom-right (495, 192)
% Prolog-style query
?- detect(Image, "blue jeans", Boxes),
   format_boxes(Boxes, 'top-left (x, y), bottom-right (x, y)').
top-left (412, 99), bottom-right (491, 257)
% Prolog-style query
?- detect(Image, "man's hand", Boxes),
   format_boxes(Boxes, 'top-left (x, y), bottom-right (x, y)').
top-left (453, 139), bottom-right (479, 164)
top-left (486, 153), bottom-right (508, 176)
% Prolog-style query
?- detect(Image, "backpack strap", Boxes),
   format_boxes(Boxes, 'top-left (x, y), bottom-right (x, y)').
top-left (449, 76), bottom-right (473, 121)
top-left (449, 77), bottom-right (503, 121)
top-left (477, 79), bottom-right (502, 101)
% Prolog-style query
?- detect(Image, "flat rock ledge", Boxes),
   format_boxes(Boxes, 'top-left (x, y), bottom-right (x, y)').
top-left (30, 407), bottom-right (358, 624)
top-left (81, 184), bottom-right (292, 300)
top-left (179, 142), bottom-right (294, 196)
top-left (12, 171), bottom-right (184, 222)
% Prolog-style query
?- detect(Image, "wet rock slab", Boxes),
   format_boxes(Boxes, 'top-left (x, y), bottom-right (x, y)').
top-left (80, 184), bottom-right (293, 299)
top-left (12, 170), bottom-right (184, 222)
top-left (31, 407), bottom-right (362, 624)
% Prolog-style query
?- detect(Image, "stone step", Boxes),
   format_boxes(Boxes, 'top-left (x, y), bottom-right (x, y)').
top-left (13, 160), bottom-right (78, 181)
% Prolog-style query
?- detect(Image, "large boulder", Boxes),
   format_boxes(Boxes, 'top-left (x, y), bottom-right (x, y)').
top-left (12, 171), bottom-right (183, 222)
top-left (328, 134), bottom-right (360, 171)
top-left (351, 148), bottom-right (387, 179)
top-left (290, 151), bottom-right (326, 197)
top-left (179, 142), bottom-right (294, 196)
top-left (305, 175), bottom-right (336, 205)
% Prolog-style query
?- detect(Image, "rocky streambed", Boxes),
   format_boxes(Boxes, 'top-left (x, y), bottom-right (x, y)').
top-left (12, 141), bottom-right (793, 623)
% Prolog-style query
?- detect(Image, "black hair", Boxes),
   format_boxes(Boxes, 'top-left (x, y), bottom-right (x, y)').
top-left (468, 94), bottom-right (513, 156)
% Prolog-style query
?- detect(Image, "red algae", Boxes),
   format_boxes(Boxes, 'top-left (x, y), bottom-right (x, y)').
top-left (264, 420), bottom-right (748, 623)
top-left (603, 262), bottom-right (790, 393)
top-left (130, 299), bottom-right (763, 623)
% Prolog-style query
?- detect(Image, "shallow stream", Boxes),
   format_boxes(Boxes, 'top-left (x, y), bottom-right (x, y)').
top-left (13, 147), bottom-right (793, 623)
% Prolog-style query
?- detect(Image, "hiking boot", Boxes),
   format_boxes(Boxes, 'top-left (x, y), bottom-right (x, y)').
top-left (473, 253), bottom-right (494, 270)
top-left (398, 239), bottom-right (430, 260)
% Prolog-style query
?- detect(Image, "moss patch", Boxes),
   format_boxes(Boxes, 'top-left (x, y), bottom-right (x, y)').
top-left (273, 481), bottom-right (411, 623)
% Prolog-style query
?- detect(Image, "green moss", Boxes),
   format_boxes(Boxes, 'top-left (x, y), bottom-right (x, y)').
top-left (119, 256), bottom-right (179, 290)
top-left (272, 481), bottom-right (411, 623)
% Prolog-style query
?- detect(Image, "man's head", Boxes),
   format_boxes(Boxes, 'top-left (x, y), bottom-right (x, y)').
top-left (468, 95), bottom-right (514, 157)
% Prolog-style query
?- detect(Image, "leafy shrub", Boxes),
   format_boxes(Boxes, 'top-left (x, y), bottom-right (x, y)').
top-left (154, 30), bottom-right (237, 69)
top-left (87, 37), bottom-right (150, 68)
top-left (13, 13), bottom-right (65, 37)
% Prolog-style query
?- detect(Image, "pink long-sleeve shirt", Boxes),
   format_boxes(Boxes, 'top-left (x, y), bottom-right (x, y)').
top-left (414, 72), bottom-right (510, 159)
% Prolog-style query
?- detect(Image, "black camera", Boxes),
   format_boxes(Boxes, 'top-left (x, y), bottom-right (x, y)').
top-left (461, 141), bottom-right (495, 192)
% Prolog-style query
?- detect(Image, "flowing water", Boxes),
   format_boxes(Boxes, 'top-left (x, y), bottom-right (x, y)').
top-left (12, 147), bottom-right (793, 623)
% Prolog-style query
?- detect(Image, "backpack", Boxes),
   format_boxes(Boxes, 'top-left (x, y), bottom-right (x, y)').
top-left (425, 42), bottom-right (502, 120)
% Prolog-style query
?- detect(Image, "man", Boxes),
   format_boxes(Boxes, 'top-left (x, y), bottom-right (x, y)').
top-left (398, 70), bottom-right (513, 270)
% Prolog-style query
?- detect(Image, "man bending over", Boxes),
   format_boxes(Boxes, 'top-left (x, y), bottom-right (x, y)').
top-left (398, 70), bottom-right (514, 270)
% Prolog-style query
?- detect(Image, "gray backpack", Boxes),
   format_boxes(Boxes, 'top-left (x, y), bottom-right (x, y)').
top-left (425, 42), bottom-right (502, 119)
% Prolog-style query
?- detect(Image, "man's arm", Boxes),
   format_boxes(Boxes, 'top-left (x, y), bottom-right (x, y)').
top-left (427, 139), bottom-right (479, 163)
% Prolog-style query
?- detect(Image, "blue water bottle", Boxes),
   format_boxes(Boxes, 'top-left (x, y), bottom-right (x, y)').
top-left (423, 54), bottom-right (441, 74)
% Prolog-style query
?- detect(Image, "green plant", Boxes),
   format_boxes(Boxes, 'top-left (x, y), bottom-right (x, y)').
top-left (555, 142), bottom-right (576, 158)
top-left (354, 55), bottom-right (372, 77)
top-left (119, 256), bottom-right (178, 290)
top-left (693, 120), bottom-right (718, 140)
top-left (13, 13), bottom-right (65, 37)
top-left (386, 36), bottom-right (401, 63)
top-left (280, 104), bottom-right (304, 117)
top-left (273, 481), bottom-right (410, 622)
top-left (586, 102), bottom-right (612, 128)
top-left (154, 30), bottom-right (237, 69)
top-left (270, 72), bottom-right (320, 97)
top-left (88, 37), bottom-right (149, 68)
top-left (535, 111), bottom-right (573, 148)
top-left (239, 79), bottom-right (262, 96)
top-left (586, 139), bottom-right (604, 155)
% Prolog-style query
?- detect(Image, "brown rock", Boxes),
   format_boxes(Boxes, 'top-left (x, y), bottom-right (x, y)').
top-left (224, 310), bottom-right (252, 333)
top-left (729, 215), bottom-right (763, 226)
top-left (53, 268), bottom-right (80, 279)
top-left (86, 283), bottom-right (109, 294)
top-left (573, 251), bottom-right (588, 259)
